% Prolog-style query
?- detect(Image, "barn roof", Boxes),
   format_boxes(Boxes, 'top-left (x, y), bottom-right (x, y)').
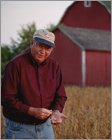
top-left (57, 26), bottom-right (111, 51)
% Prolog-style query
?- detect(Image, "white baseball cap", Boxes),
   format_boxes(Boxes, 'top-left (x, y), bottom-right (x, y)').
top-left (33, 29), bottom-right (55, 48)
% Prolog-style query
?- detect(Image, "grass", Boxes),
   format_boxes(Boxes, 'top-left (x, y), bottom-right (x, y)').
top-left (1, 86), bottom-right (111, 139)
top-left (53, 86), bottom-right (111, 139)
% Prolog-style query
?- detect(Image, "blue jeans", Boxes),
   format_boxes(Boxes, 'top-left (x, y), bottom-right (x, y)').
top-left (5, 117), bottom-right (55, 139)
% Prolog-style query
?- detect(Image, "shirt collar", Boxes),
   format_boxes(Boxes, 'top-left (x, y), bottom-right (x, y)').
top-left (27, 48), bottom-right (47, 67)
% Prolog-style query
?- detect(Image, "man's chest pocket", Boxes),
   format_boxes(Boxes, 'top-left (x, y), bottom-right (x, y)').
top-left (46, 79), bottom-right (56, 95)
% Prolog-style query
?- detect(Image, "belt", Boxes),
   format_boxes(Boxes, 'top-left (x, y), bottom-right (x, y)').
top-left (25, 122), bottom-right (43, 126)
top-left (27, 120), bottom-right (47, 126)
top-left (26, 118), bottom-right (48, 125)
top-left (33, 122), bottom-right (41, 126)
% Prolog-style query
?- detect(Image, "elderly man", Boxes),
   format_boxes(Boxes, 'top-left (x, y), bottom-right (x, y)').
top-left (1, 29), bottom-right (67, 139)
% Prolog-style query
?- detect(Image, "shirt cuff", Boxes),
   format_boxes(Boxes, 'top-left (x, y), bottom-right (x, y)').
top-left (19, 104), bottom-right (30, 114)
top-left (52, 106), bottom-right (63, 113)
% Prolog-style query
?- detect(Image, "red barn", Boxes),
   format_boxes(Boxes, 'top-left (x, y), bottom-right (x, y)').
top-left (51, 1), bottom-right (111, 86)
top-left (58, 1), bottom-right (111, 31)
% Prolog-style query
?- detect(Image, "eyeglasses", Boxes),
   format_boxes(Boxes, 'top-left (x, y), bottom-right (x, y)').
top-left (34, 41), bottom-right (53, 52)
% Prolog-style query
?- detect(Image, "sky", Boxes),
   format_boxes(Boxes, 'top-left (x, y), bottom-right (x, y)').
top-left (1, 1), bottom-right (74, 45)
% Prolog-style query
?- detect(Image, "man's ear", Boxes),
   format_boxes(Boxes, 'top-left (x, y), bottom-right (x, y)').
top-left (30, 39), bottom-right (33, 47)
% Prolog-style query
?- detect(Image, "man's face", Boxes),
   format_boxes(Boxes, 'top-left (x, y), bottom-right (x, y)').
top-left (30, 39), bottom-right (53, 64)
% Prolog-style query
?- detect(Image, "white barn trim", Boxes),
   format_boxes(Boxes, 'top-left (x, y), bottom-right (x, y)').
top-left (82, 50), bottom-right (86, 87)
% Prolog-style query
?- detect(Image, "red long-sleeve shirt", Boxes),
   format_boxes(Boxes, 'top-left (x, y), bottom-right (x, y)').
top-left (1, 49), bottom-right (67, 124)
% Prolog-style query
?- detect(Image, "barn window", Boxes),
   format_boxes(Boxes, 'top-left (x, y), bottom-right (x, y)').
top-left (84, 1), bottom-right (91, 7)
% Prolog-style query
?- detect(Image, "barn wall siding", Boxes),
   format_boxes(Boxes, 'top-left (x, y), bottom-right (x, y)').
top-left (85, 51), bottom-right (111, 86)
top-left (51, 29), bottom-right (82, 86)
top-left (60, 1), bottom-right (111, 31)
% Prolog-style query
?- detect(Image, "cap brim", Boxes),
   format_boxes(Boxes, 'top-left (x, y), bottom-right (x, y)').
top-left (35, 37), bottom-right (55, 48)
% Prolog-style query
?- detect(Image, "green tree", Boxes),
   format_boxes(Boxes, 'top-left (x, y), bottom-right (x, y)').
top-left (1, 45), bottom-right (13, 78)
top-left (45, 22), bottom-right (56, 31)
top-left (10, 22), bottom-right (37, 56)
top-left (1, 22), bottom-right (37, 78)
top-left (1, 45), bottom-right (12, 63)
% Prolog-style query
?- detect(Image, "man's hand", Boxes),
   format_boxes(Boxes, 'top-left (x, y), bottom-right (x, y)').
top-left (50, 111), bottom-right (67, 125)
top-left (28, 107), bottom-right (52, 120)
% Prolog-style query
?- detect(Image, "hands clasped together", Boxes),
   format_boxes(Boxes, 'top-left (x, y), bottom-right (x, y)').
top-left (28, 107), bottom-right (67, 125)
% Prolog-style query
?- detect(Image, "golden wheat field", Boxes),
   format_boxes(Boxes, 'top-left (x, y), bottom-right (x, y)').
top-left (1, 86), bottom-right (111, 139)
